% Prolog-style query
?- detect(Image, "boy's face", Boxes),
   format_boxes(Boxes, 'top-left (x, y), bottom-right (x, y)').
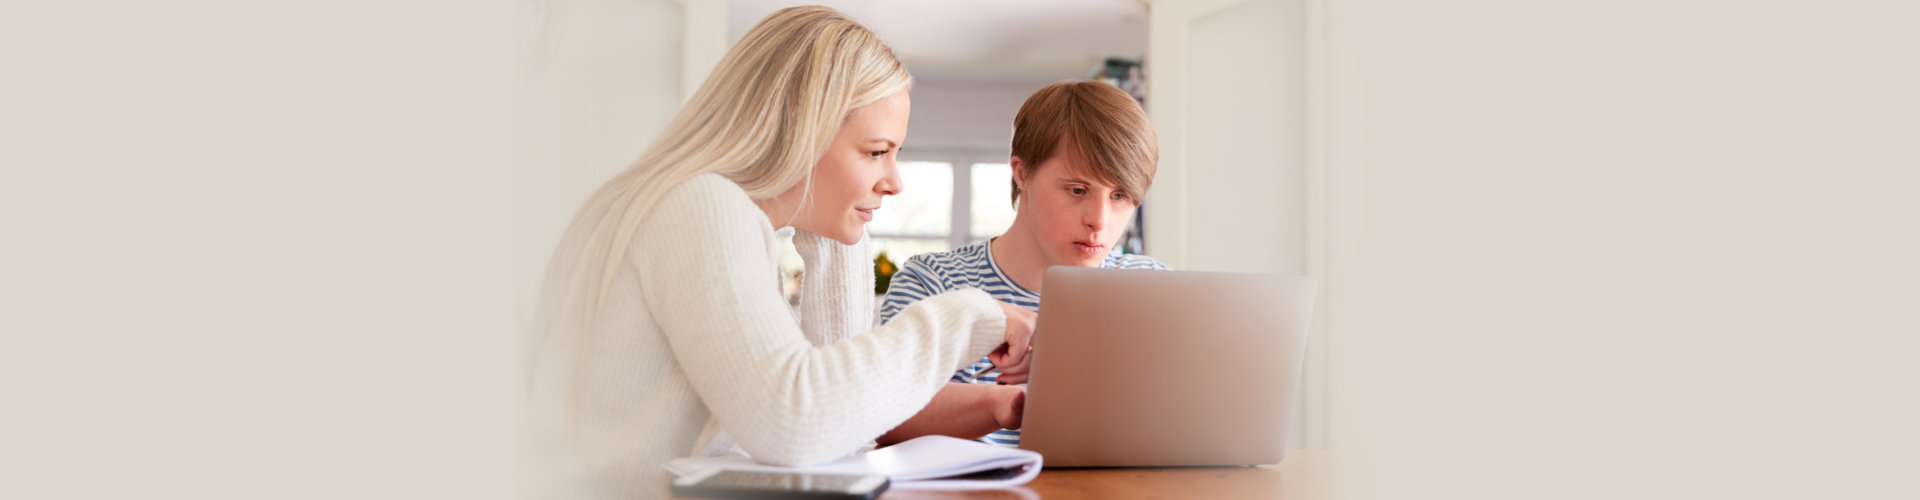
top-left (1012, 146), bottom-right (1138, 268)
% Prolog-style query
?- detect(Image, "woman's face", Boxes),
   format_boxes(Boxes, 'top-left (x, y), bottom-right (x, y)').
top-left (778, 90), bottom-right (911, 245)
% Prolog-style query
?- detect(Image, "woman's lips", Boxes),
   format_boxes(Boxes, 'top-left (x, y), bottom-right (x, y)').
top-left (856, 208), bottom-right (875, 221)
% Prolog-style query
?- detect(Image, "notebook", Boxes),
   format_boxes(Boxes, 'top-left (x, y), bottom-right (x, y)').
top-left (664, 435), bottom-right (1042, 490)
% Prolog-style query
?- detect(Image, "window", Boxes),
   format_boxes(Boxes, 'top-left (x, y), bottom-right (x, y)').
top-left (773, 149), bottom-right (1149, 303)
top-left (776, 150), bottom-right (1020, 301)
top-left (868, 160), bottom-right (956, 264)
top-left (969, 162), bottom-right (1017, 240)
top-left (882, 151), bottom-right (1022, 257)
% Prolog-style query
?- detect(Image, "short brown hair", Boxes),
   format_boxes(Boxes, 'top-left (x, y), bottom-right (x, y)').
top-left (1009, 81), bottom-right (1158, 206)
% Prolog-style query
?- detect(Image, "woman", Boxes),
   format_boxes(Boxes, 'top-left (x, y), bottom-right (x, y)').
top-left (522, 6), bottom-right (1036, 499)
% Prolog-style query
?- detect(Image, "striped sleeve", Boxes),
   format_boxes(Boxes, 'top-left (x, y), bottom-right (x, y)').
top-left (1111, 254), bottom-right (1170, 271)
top-left (878, 254), bottom-right (945, 325)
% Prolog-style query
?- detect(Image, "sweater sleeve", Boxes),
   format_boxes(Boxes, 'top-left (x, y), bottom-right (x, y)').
top-left (635, 179), bottom-right (1008, 466)
top-left (791, 229), bottom-right (873, 346)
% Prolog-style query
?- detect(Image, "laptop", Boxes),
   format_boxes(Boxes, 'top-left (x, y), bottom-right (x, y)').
top-left (1016, 266), bottom-right (1317, 467)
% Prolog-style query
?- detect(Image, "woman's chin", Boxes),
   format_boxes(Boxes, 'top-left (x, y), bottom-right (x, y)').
top-left (828, 227), bottom-right (863, 246)
top-left (794, 223), bottom-right (862, 245)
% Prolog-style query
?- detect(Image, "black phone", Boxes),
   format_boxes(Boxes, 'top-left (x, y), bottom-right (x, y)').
top-left (669, 469), bottom-right (889, 500)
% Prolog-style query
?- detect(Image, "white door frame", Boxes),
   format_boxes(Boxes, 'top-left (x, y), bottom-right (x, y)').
top-left (1143, 0), bottom-right (1333, 449)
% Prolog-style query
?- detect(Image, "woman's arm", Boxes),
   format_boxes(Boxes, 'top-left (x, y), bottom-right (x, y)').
top-left (791, 229), bottom-right (872, 346)
top-left (877, 382), bottom-right (1025, 446)
top-left (634, 178), bottom-right (1008, 466)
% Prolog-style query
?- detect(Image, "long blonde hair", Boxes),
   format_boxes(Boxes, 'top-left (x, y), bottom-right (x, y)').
top-left (530, 6), bottom-right (912, 371)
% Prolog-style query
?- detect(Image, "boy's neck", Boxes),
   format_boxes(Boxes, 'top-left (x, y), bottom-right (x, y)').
top-left (989, 216), bottom-right (1049, 294)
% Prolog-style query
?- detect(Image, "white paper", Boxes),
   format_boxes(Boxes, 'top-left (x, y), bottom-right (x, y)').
top-left (664, 435), bottom-right (1043, 490)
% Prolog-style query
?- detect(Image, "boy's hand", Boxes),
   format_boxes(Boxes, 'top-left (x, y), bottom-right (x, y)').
top-left (993, 385), bottom-right (1027, 430)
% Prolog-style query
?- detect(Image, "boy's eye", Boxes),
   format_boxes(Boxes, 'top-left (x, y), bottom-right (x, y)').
top-left (1068, 187), bottom-right (1086, 196)
top-left (1111, 192), bottom-right (1129, 201)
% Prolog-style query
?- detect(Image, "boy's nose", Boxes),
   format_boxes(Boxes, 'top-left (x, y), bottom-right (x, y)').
top-left (1083, 202), bottom-right (1108, 232)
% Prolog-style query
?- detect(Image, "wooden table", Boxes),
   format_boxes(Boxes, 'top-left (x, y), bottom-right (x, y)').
top-left (876, 450), bottom-right (1342, 500)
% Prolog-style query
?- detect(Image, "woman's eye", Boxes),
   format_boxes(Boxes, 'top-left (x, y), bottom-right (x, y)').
top-left (867, 150), bottom-right (887, 159)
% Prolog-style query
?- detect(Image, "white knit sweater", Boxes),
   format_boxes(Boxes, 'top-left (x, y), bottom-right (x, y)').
top-left (524, 174), bottom-right (1008, 500)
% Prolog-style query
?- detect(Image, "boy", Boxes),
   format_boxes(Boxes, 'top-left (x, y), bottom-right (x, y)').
top-left (878, 81), bottom-right (1165, 447)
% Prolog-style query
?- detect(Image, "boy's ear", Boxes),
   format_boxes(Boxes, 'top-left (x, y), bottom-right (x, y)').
top-left (1009, 156), bottom-right (1027, 188)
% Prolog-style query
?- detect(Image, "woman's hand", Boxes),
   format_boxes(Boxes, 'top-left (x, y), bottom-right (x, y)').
top-left (989, 301), bottom-right (1037, 384)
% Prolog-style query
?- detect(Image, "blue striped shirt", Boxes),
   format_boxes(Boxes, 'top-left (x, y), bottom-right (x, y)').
top-left (878, 239), bottom-right (1168, 447)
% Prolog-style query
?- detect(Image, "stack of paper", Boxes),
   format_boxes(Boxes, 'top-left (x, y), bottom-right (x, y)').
top-left (664, 435), bottom-right (1043, 490)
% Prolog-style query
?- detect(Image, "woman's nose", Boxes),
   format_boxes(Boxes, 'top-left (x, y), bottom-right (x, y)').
top-left (878, 160), bottom-right (903, 196)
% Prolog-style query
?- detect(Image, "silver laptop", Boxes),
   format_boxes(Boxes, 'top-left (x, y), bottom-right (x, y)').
top-left (1017, 266), bottom-right (1317, 467)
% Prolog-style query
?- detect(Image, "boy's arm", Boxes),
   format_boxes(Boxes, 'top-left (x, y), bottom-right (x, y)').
top-left (878, 256), bottom-right (941, 325)
top-left (877, 382), bottom-right (1025, 446)
top-left (876, 257), bottom-right (1025, 445)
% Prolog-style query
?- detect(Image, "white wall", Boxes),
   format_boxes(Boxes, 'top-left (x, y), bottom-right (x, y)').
top-left (1148, 0), bottom-right (1306, 276)
top-left (1148, 0), bottom-right (1920, 497)
top-left (905, 77), bottom-right (1060, 154)
top-left (517, 0), bottom-right (725, 340)
top-left (8, 2), bottom-right (521, 498)
top-left (1146, 0), bottom-right (1322, 450)
top-left (1328, 0), bottom-right (1920, 494)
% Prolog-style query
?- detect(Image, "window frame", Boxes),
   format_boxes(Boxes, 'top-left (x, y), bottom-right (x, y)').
top-left (868, 148), bottom-right (1013, 251)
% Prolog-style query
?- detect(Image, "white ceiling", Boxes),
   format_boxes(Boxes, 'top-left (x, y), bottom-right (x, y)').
top-left (728, 0), bottom-right (1148, 82)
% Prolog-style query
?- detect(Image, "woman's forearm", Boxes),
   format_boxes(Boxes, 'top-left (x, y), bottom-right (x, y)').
top-left (877, 382), bottom-right (1020, 446)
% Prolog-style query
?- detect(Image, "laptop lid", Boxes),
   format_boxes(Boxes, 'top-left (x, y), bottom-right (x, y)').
top-left (1017, 266), bottom-right (1317, 467)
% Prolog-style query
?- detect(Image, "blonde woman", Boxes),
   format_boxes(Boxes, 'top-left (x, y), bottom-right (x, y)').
top-left (523, 6), bottom-right (1037, 499)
